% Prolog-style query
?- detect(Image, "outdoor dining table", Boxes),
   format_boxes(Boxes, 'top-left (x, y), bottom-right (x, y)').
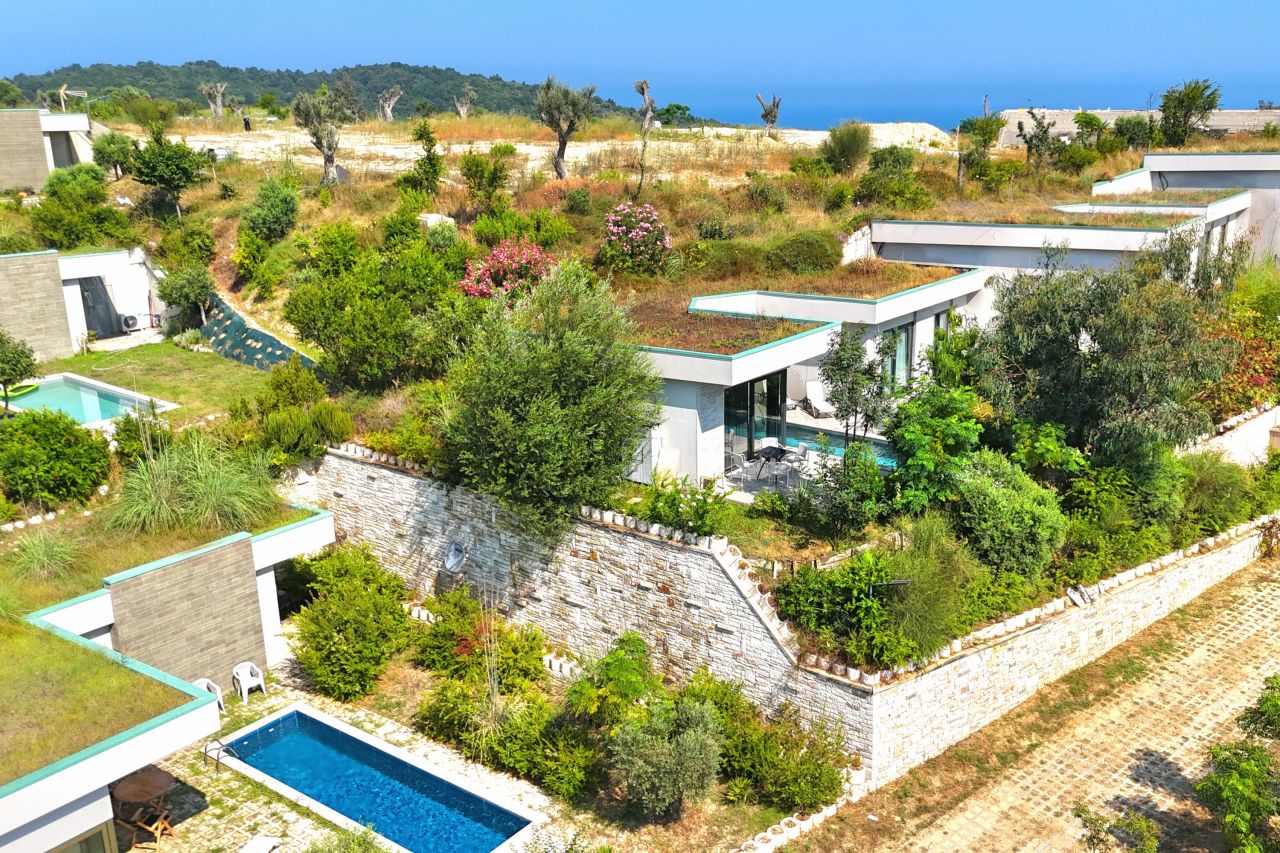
top-left (753, 444), bottom-right (788, 480)
top-left (113, 767), bottom-right (176, 810)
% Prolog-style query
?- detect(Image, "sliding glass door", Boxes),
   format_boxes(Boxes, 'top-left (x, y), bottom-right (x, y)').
top-left (724, 370), bottom-right (786, 463)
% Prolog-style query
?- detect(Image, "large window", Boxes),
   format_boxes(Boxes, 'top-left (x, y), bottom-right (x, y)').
top-left (882, 323), bottom-right (913, 388)
top-left (55, 823), bottom-right (112, 853)
top-left (724, 370), bottom-right (786, 462)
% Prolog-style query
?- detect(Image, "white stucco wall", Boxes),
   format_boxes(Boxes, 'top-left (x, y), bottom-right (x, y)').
top-left (58, 248), bottom-right (160, 339)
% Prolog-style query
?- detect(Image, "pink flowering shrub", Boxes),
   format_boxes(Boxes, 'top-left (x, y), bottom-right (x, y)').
top-left (461, 238), bottom-right (552, 298)
top-left (599, 202), bottom-right (670, 274)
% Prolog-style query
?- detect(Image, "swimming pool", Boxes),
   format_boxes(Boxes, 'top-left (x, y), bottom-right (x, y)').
top-left (221, 705), bottom-right (537, 853)
top-left (783, 424), bottom-right (898, 468)
top-left (9, 373), bottom-right (177, 429)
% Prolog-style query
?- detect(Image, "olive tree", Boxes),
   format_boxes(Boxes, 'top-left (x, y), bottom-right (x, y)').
top-left (634, 79), bottom-right (655, 196)
top-left (443, 260), bottom-right (660, 535)
top-left (0, 330), bottom-right (36, 415)
top-left (756, 93), bottom-right (782, 136)
top-left (92, 131), bottom-right (137, 180)
top-left (157, 265), bottom-right (215, 327)
top-left (377, 85), bottom-right (402, 122)
top-left (453, 83), bottom-right (477, 119)
top-left (534, 76), bottom-right (597, 180)
top-left (293, 84), bottom-right (361, 185)
top-left (196, 81), bottom-right (227, 118)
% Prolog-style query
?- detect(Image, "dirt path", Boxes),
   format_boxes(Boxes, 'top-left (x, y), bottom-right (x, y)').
top-left (790, 561), bottom-right (1280, 852)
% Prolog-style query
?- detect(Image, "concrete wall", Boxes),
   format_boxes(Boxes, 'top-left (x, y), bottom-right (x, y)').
top-left (317, 449), bottom-right (1274, 787)
top-left (106, 534), bottom-right (267, 684)
top-left (0, 250), bottom-right (75, 359)
top-left (59, 248), bottom-right (161, 341)
top-left (0, 110), bottom-right (50, 191)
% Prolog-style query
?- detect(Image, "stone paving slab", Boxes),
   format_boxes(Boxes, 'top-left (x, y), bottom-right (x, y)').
top-left (891, 567), bottom-right (1280, 852)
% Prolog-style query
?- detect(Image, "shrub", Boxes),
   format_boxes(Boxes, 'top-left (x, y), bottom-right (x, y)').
top-left (762, 706), bottom-right (846, 811)
top-left (232, 223), bottom-right (269, 285)
top-left (0, 496), bottom-right (17, 523)
top-left (565, 632), bottom-right (664, 727)
top-left (305, 222), bottom-right (363, 278)
top-left (855, 146), bottom-right (931, 209)
top-left (887, 381), bottom-right (984, 513)
top-left (255, 356), bottom-right (327, 415)
top-left (294, 548), bottom-right (408, 701)
top-left (0, 329), bottom-right (36, 408)
top-left (112, 403), bottom-right (173, 468)
top-left (746, 174), bottom-right (787, 213)
top-left (413, 589), bottom-right (547, 694)
top-left (789, 155), bottom-right (833, 178)
top-left (109, 432), bottom-right (279, 533)
top-left (764, 229), bottom-right (842, 275)
top-left (608, 698), bottom-right (723, 817)
top-left (599, 202), bottom-right (670, 274)
top-left (1239, 674), bottom-right (1280, 739)
top-left (492, 692), bottom-right (555, 777)
top-left (0, 227), bottom-right (36, 254)
top-left (1059, 467), bottom-right (1169, 585)
top-left (157, 220), bottom-right (215, 268)
top-left (540, 729), bottom-right (601, 801)
top-left (882, 512), bottom-right (983, 659)
top-left (683, 240), bottom-right (765, 279)
top-left (472, 208), bottom-right (574, 249)
top-left (695, 216), bottom-right (735, 241)
top-left (563, 186), bottom-right (591, 215)
top-left (785, 439), bottom-right (885, 540)
top-left (460, 238), bottom-right (552, 298)
top-left (1177, 451), bottom-right (1254, 542)
top-left (414, 586), bottom-right (482, 670)
top-left (0, 410), bottom-right (110, 506)
top-left (824, 182), bottom-right (856, 213)
top-left (92, 130), bottom-right (137, 179)
top-left (11, 528), bottom-right (81, 580)
top-left (396, 120), bottom-right (444, 195)
top-left (1055, 144), bottom-right (1100, 173)
top-left (243, 178), bottom-right (299, 243)
top-left (951, 449), bottom-right (1067, 578)
top-left (635, 473), bottom-right (725, 536)
top-left (819, 121), bottom-right (872, 174)
top-left (1195, 742), bottom-right (1278, 851)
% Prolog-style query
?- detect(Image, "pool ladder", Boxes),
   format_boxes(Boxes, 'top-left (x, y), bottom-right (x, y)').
top-left (203, 738), bottom-right (241, 772)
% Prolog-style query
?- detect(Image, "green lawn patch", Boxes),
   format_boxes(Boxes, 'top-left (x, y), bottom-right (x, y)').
top-left (39, 342), bottom-right (270, 425)
top-left (0, 621), bottom-right (185, 786)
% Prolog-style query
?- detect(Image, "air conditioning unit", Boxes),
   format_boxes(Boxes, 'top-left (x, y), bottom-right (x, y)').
top-left (120, 313), bottom-right (140, 332)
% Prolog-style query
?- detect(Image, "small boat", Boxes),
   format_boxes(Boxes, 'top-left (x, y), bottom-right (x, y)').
top-left (2, 382), bottom-right (37, 400)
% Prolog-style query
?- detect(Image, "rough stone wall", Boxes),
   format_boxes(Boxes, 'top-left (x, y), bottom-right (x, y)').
top-left (0, 111), bottom-right (49, 192)
top-left (107, 536), bottom-right (266, 684)
top-left (316, 450), bottom-right (1267, 787)
top-left (0, 251), bottom-right (73, 360)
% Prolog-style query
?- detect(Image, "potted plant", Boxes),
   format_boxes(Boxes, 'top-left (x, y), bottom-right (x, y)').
top-left (801, 636), bottom-right (819, 667)
top-left (846, 752), bottom-right (866, 787)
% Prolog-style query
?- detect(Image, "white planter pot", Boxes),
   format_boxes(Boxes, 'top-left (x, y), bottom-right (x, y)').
top-left (822, 803), bottom-right (839, 819)
top-left (846, 767), bottom-right (866, 786)
top-left (951, 638), bottom-right (963, 654)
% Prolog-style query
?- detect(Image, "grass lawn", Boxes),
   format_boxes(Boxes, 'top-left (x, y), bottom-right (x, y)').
top-left (0, 505), bottom-right (313, 613)
top-left (39, 342), bottom-right (270, 425)
top-left (0, 621), bottom-right (186, 786)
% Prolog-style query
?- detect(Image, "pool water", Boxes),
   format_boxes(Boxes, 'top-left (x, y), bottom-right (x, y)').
top-left (783, 424), bottom-right (898, 468)
top-left (12, 376), bottom-right (146, 425)
top-left (228, 711), bottom-right (528, 853)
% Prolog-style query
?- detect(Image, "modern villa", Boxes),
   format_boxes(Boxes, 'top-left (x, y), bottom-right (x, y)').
top-left (0, 109), bottom-right (92, 193)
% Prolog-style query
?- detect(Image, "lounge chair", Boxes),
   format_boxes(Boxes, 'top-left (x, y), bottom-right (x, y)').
top-left (804, 381), bottom-right (836, 418)
top-left (231, 661), bottom-right (268, 704)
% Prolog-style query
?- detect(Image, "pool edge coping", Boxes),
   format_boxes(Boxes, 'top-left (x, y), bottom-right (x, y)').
top-left (14, 371), bottom-right (180, 430)
top-left (215, 702), bottom-right (544, 853)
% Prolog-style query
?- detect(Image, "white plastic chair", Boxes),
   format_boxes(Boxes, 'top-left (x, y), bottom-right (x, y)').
top-left (192, 677), bottom-right (225, 712)
top-left (231, 661), bottom-right (268, 704)
top-left (805, 381), bottom-right (836, 418)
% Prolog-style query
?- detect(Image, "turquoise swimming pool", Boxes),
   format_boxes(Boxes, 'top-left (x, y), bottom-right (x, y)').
top-left (11, 374), bottom-right (175, 427)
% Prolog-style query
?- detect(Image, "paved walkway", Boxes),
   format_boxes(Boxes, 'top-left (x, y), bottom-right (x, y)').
top-left (887, 564), bottom-right (1280, 852)
top-left (1197, 407), bottom-right (1280, 466)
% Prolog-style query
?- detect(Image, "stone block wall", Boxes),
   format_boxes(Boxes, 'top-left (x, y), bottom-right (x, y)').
top-left (316, 449), bottom-right (1269, 787)
top-left (107, 535), bottom-right (266, 683)
top-left (0, 110), bottom-right (49, 192)
top-left (0, 250), bottom-right (73, 360)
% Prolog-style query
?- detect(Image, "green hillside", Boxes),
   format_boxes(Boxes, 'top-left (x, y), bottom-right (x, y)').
top-left (9, 60), bottom-right (639, 118)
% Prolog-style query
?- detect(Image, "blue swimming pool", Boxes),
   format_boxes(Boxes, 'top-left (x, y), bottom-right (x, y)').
top-left (783, 424), bottom-right (898, 469)
top-left (11, 374), bottom-right (170, 426)
top-left (227, 710), bottom-right (530, 853)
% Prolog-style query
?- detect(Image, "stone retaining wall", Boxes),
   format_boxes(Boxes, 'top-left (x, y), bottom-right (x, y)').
top-left (316, 448), bottom-right (1273, 786)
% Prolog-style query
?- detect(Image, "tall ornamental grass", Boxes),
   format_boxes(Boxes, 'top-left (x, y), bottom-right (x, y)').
top-left (11, 528), bottom-right (82, 580)
top-left (109, 432), bottom-right (279, 534)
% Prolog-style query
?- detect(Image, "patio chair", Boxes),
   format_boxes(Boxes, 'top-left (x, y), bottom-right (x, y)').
top-left (192, 677), bottom-right (225, 713)
top-left (804, 381), bottom-right (836, 418)
top-left (231, 661), bottom-right (268, 704)
top-left (724, 451), bottom-right (748, 489)
top-left (117, 806), bottom-right (174, 849)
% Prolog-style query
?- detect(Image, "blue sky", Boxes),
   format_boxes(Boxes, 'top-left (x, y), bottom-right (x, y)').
top-left (5, 0), bottom-right (1278, 129)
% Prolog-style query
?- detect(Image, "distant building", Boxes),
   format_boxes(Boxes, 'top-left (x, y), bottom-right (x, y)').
top-left (995, 108), bottom-right (1280, 147)
top-left (0, 109), bottom-right (93, 192)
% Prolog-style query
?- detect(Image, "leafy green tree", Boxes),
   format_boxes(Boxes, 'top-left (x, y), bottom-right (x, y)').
top-left (1160, 79), bottom-right (1221, 147)
top-left (1240, 674), bottom-right (1280, 740)
top-left (951, 449), bottom-right (1067, 579)
top-left (30, 164), bottom-right (133, 248)
top-left (820, 324), bottom-right (896, 445)
top-left (158, 265), bottom-right (215, 326)
top-left (243, 178), bottom-right (299, 242)
top-left (819, 121), bottom-right (872, 174)
top-left (855, 146), bottom-right (931, 209)
top-left (654, 102), bottom-right (692, 126)
top-left (131, 125), bottom-right (205, 218)
top-left (444, 261), bottom-right (661, 535)
top-left (1072, 111), bottom-right (1108, 148)
top-left (886, 380), bottom-right (983, 512)
top-left (396, 120), bottom-right (443, 194)
top-left (91, 131), bottom-right (137, 180)
top-left (293, 84), bottom-right (361, 185)
top-left (1016, 108), bottom-right (1059, 172)
top-left (0, 330), bottom-right (36, 415)
top-left (957, 113), bottom-right (1006, 188)
top-left (1195, 742), bottom-right (1279, 851)
top-left (976, 254), bottom-right (1235, 470)
top-left (0, 80), bottom-right (25, 108)
top-left (459, 151), bottom-right (510, 214)
top-left (534, 76), bottom-right (597, 179)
